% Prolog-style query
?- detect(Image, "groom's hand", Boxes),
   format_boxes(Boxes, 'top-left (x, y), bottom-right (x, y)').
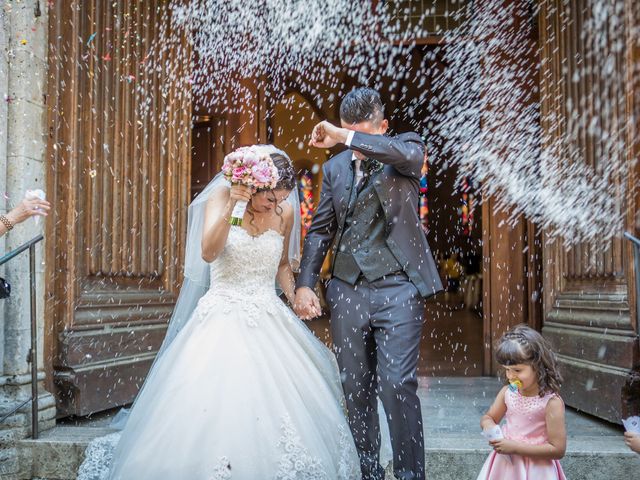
top-left (293, 287), bottom-right (322, 320)
top-left (309, 121), bottom-right (349, 149)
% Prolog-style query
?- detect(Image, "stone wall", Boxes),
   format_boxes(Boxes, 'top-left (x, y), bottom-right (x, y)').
top-left (0, 1), bottom-right (56, 478)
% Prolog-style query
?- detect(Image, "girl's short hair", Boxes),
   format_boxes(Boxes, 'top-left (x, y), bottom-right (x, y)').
top-left (495, 324), bottom-right (563, 396)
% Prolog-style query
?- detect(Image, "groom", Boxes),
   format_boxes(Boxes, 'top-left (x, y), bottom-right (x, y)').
top-left (294, 88), bottom-right (443, 480)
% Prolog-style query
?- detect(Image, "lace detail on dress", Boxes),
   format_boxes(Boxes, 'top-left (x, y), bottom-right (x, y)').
top-left (77, 432), bottom-right (121, 480)
top-left (194, 283), bottom-right (291, 328)
top-left (211, 456), bottom-right (233, 479)
top-left (276, 414), bottom-right (328, 480)
top-left (197, 227), bottom-right (285, 327)
top-left (209, 227), bottom-right (283, 293)
top-left (337, 424), bottom-right (360, 479)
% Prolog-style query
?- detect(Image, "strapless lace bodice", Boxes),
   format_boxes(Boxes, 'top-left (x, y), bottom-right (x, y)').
top-left (208, 226), bottom-right (284, 297)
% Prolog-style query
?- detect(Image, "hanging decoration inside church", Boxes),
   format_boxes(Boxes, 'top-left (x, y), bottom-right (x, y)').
top-left (299, 170), bottom-right (315, 237)
top-left (419, 156), bottom-right (429, 232)
top-left (460, 176), bottom-right (477, 237)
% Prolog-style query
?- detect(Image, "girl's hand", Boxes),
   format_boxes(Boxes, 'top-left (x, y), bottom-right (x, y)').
top-left (229, 184), bottom-right (253, 204)
top-left (624, 431), bottom-right (640, 454)
top-left (7, 198), bottom-right (52, 224)
top-left (489, 438), bottom-right (519, 455)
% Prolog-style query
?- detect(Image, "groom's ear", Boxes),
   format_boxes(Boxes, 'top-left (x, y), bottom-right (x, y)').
top-left (379, 118), bottom-right (389, 135)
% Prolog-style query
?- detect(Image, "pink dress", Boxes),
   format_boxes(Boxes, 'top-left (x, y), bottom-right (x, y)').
top-left (477, 388), bottom-right (567, 480)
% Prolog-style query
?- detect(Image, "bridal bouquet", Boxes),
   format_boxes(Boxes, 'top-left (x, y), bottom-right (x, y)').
top-left (222, 146), bottom-right (279, 226)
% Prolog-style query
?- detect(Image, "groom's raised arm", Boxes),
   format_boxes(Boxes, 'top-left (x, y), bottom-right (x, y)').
top-left (296, 163), bottom-right (338, 291)
top-left (347, 131), bottom-right (425, 179)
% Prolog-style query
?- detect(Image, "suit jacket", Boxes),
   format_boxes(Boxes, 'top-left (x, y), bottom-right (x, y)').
top-left (296, 131), bottom-right (443, 298)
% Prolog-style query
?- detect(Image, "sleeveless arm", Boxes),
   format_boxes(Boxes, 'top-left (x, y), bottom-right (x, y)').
top-left (481, 386), bottom-right (508, 430)
top-left (276, 203), bottom-right (296, 303)
top-left (201, 187), bottom-right (235, 262)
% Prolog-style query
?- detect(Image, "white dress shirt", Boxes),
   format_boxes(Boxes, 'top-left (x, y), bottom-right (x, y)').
top-left (344, 130), bottom-right (363, 184)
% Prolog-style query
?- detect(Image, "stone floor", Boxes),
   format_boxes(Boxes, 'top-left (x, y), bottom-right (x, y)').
top-left (19, 377), bottom-right (639, 479)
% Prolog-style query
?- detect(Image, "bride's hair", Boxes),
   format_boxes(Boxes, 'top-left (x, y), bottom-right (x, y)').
top-left (270, 152), bottom-right (296, 191)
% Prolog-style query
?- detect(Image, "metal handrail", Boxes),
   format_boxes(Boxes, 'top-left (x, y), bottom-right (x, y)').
top-left (625, 232), bottom-right (640, 329)
top-left (625, 231), bottom-right (640, 248)
top-left (0, 234), bottom-right (43, 265)
top-left (0, 234), bottom-right (44, 439)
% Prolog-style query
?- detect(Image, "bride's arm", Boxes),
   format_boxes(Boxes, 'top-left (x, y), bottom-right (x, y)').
top-left (276, 203), bottom-right (296, 304)
top-left (201, 185), bottom-right (251, 262)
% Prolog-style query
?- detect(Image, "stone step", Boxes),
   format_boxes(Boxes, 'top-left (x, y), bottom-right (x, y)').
top-left (17, 425), bottom-right (116, 480)
top-left (14, 377), bottom-right (640, 479)
top-left (17, 426), bottom-right (640, 479)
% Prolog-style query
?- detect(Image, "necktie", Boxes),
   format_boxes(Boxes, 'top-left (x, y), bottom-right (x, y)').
top-left (356, 159), bottom-right (369, 192)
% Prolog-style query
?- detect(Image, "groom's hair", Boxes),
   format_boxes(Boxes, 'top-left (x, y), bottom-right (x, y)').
top-left (340, 88), bottom-right (384, 125)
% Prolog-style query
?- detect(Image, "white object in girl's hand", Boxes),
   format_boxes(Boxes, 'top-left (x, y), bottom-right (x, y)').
top-left (482, 425), bottom-right (513, 464)
top-left (481, 425), bottom-right (504, 441)
top-left (25, 189), bottom-right (46, 225)
top-left (622, 416), bottom-right (640, 434)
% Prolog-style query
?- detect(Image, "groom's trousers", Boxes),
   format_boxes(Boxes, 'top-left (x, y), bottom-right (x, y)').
top-left (325, 272), bottom-right (426, 480)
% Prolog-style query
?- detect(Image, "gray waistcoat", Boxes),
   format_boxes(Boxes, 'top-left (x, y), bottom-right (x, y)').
top-left (332, 170), bottom-right (402, 284)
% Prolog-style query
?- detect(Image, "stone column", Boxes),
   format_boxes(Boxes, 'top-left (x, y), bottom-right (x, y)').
top-left (0, 1), bottom-right (56, 478)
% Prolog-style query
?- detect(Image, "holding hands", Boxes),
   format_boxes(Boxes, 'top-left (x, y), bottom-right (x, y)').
top-left (293, 286), bottom-right (321, 320)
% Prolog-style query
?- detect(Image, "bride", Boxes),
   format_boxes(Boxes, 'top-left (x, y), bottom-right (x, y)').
top-left (78, 145), bottom-right (362, 479)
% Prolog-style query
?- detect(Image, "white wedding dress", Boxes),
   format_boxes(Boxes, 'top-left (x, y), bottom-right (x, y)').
top-left (78, 226), bottom-right (362, 479)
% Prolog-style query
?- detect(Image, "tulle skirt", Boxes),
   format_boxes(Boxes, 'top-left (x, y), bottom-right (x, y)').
top-left (78, 291), bottom-right (362, 479)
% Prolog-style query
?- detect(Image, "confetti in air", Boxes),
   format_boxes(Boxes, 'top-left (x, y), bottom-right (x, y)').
top-left (130, 0), bottom-right (635, 245)
top-left (426, 0), bottom-right (634, 245)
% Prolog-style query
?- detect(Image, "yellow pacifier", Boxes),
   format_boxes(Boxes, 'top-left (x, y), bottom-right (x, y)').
top-left (508, 379), bottom-right (523, 392)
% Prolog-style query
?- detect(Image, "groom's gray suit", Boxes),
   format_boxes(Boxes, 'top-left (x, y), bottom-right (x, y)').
top-left (296, 131), bottom-right (443, 480)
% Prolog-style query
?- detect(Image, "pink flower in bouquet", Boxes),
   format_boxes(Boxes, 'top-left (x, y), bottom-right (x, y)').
top-left (252, 161), bottom-right (277, 185)
top-left (231, 166), bottom-right (247, 182)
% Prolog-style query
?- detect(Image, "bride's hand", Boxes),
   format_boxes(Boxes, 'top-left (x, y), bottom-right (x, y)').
top-left (294, 287), bottom-right (321, 320)
top-left (229, 184), bottom-right (253, 204)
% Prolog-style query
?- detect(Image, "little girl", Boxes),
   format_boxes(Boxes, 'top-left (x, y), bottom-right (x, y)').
top-left (477, 324), bottom-right (567, 480)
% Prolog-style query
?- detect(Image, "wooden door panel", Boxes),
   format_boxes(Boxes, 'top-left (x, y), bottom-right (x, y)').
top-left (46, 0), bottom-right (191, 416)
top-left (539, 0), bottom-right (639, 423)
